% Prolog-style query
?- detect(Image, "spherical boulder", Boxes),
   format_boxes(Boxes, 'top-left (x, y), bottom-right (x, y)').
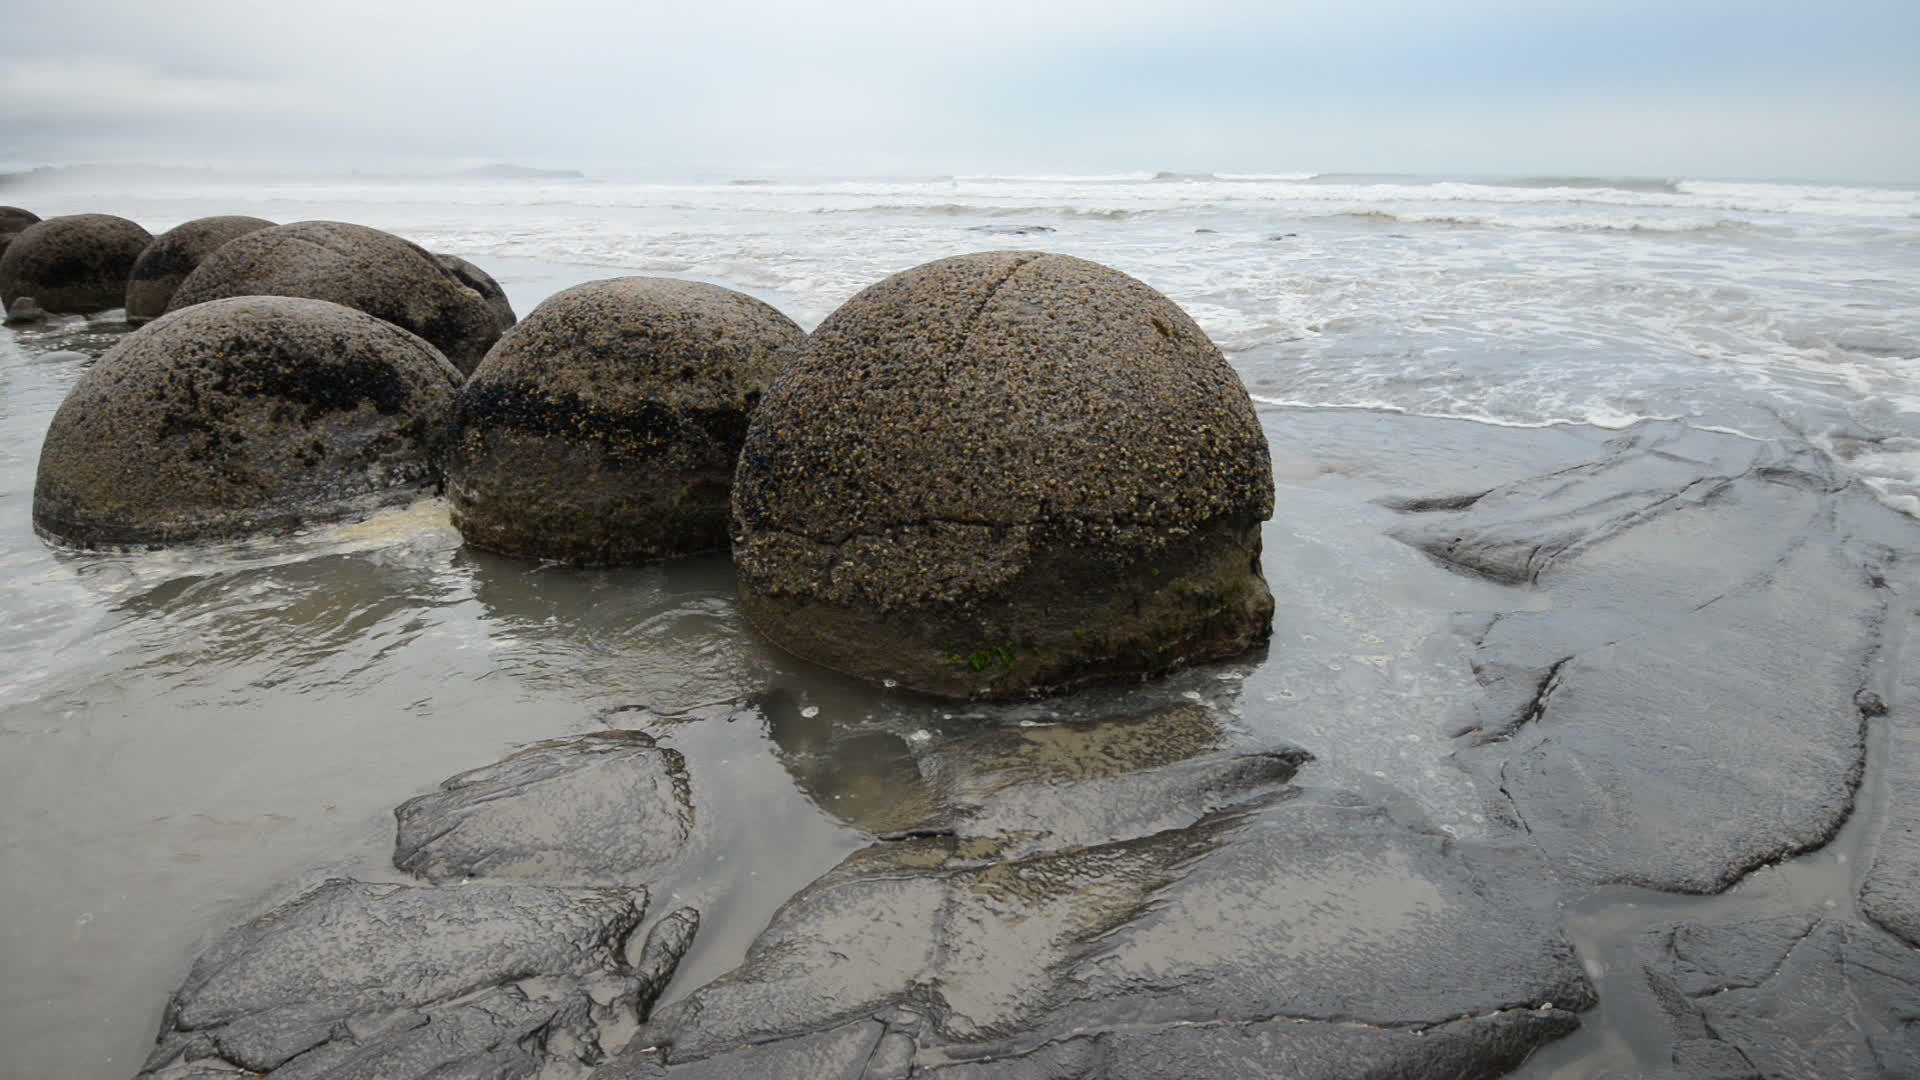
top-left (166, 220), bottom-right (506, 372)
top-left (124, 214), bottom-right (275, 324)
top-left (34, 296), bottom-right (464, 548)
top-left (731, 251), bottom-right (1276, 699)
top-left (447, 276), bottom-right (802, 565)
top-left (0, 213), bottom-right (151, 314)
top-left (435, 253), bottom-right (517, 333)
top-left (0, 206), bottom-right (40, 261)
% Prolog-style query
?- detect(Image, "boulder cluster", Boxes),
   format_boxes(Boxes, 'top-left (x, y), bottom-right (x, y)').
top-left (12, 207), bottom-right (1275, 698)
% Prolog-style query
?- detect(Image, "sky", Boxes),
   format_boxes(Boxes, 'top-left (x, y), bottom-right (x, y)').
top-left (2, 0), bottom-right (1916, 181)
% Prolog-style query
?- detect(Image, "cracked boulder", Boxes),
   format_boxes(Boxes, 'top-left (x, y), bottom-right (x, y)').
top-left (607, 790), bottom-right (1594, 1077)
top-left (395, 730), bottom-right (694, 884)
top-left (1390, 422), bottom-right (1900, 893)
top-left (0, 212), bottom-right (151, 314)
top-left (1640, 913), bottom-right (1920, 1078)
top-left (731, 250), bottom-right (1275, 699)
top-left (447, 276), bottom-right (801, 565)
top-left (138, 879), bottom-right (647, 1078)
top-left (166, 220), bottom-right (507, 371)
top-left (33, 296), bottom-right (463, 547)
top-left (125, 215), bottom-right (276, 324)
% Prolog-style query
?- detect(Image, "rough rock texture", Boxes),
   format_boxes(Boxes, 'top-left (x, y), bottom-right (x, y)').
top-left (125, 215), bottom-right (275, 324)
top-left (166, 220), bottom-right (507, 371)
top-left (33, 296), bottom-right (463, 548)
top-left (0, 212), bottom-right (150, 313)
top-left (0, 204), bottom-right (38, 261)
top-left (138, 879), bottom-right (647, 1077)
top-left (448, 276), bottom-right (801, 564)
top-left (732, 251), bottom-right (1275, 699)
top-left (395, 731), bottom-right (693, 884)
top-left (436, 252), bottom-right (517, 332)
top-left (610, 789), bottom-right (1594, 1077)
top-left (1389, 422), bottom-right (1899, 893)
top-left (1640, 914), bottom-right (1920, 1078)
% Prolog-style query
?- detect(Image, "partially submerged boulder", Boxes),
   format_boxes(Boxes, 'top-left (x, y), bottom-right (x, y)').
top-left (448, 276), bottom-right (801, 565)
top-left (124, 215), bottom-right (275, 324)
top-left (0, 212), bottom-right (150, 314)
top-left (732, 251), bottom-right (1275, 699)
top-left (166, 220), bottom-right (507, 372)
top-left (394, 731), bottom-right (693, 884)
top-left (33, 296), bottom-right (463, 548)
top-left (0, 205), bottom-right (39, 261)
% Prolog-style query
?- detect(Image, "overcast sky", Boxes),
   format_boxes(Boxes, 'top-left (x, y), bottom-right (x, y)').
top-left (2, 0), bottom-right (1915, 181)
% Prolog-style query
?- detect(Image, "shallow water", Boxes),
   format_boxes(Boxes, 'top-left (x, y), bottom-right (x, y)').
top-left (2, 172), bottom-right (1916, 1078)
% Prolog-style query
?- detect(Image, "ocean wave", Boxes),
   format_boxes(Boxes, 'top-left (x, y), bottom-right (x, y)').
top-left (1488, 175), bottom-right (1682, 194)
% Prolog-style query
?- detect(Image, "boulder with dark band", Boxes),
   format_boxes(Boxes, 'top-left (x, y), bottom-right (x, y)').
top-left (166, 220), bottom-right (507, 372)
top-left (33, 296), bottom-right (463, 548)
top-left (448, 276), bottom-right (802, 565)
top-left (124, 214), bottom-right (275, 324)
top-left (0, 212), bottom-right (151, 314)
top-left (731, 250), bottom-right (1275, 699)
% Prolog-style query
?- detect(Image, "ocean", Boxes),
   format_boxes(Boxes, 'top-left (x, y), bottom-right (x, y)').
top-left (1, 170), bottom-right (1916, 1079)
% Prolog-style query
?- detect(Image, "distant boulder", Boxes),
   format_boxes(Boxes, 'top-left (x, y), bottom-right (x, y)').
top-left (448, 276), bottom-right (801, 565)
top-left (732, 251), bottom-right (1275, 699)
top-left (0, 205), bottom-right (39, 262)
top-left (124, 215), bottom-right (275, 325)
top-left (0, 213), bottom-right (150, 314)
top-left (34, 296), bottom-right (463, 547)
top-left (166, 220), bottom-right (506, 372)
top-left (434, 252), bottom-right (516, 333)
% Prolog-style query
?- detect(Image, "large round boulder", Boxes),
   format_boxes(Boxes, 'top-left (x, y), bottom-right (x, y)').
top-left (124, 214), bottom-right (275, 324)
top-left (447, 276), bottom-right (802, 565)
top-left (732, 251), bottom-right (1275, 699)
top-left (34, 296), bottom-right (464, 548)
top-left (166, 220), bottom-right (506, 372)
top-left (0, 213), bottom-right (151, 314)
top-left (0, 206), bottom-right (40, 261)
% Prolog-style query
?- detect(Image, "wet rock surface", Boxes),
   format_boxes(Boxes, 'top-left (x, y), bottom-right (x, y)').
top-left (733, 251), bottom-right (1276, 699)
top-left (125, 215), bottom-right (276, 324)
top-left (1639, 913), bottom-right (1920, 1078)
top-left (448, 276), bottom-right (800, 564)
top-left (395, 730), bottom-right (693, 884)
top-left (1861, 593), bottom-right (1920, 947)
top-left (166, 220), bottom-right (507, 371)
top-left (0, 212), bottom-right (151, 314)
top-left (612, 789), bottom-right (1593, 1076)
top-left (33, 295), bottom-right (463, 547)
top-left (139, 879), bottom-right (647, 1077)
top-left (1390, 421), bottom-right (1902, 893)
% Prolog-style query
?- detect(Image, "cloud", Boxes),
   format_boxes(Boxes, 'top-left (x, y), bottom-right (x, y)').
top-left (1, 0), bottom-right (1914, 179)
